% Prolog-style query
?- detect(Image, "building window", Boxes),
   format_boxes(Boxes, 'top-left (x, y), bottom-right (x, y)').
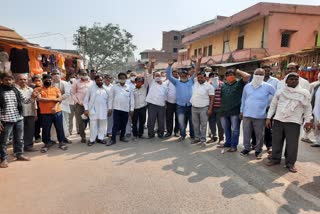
top-left (198, 48), bottom-right (202, 56)
top-left (223, 41), bottom-right (230, 53)
top-left (173, 48), bottom-right (178, 53)
top-left (173, 36), bottom-right (179, 41)
top-left (281, 33), bottom-right (291, 47)
top-left (208, 45), bottom-right (213, 56)
top-left (237, 36), bottom-right (244, 50)
top-left (194, 49), bottom-right (197, 57)
top-left (181, 35), bottom-right (185, 39)
top-left (141, 53), bottom-right (148, 60)
top-left (203, 46), bottom-right (208, 57)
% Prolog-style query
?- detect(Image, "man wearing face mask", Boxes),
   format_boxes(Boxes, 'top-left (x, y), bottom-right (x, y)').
top-left (277, 62), bottom-right (310, 91)
top-left (217, 68), bottom-right (250, 152)
top-left (0, 71), bottom-right (36, 168)
top-left (165, 69), bottom-right (180, 138)
top-left (146, 57), bottom-right (168, 139)
top-left (266, 72), bottom-right (312, 173)
top-left (166, 56), bottom-right (201, 142)
top-left (207, 71), bottom-right (224, 144)
top-left (31, 74), bottom-right (43, 143)
top-left (35, 74), bottom-right (68, 153)
top-left (83, 75), bottom-right (111, 146)
top-left (104, 75), bottom-right (114, 137)
top-left (204, 67), bottom-right (212, 82)
top-left (190, 71), bottom-right (215, 147)
top-left (71, 69), bottom-right (93, 143)
top-left (277, 63), bottom-right (311, 144)
top-left (125, 72), bottom-right (137, 138)
top-left (67, 72), bottom-right (79, 135)
top-left (132, 76), bottom-right (148, 139)
top-left (106, 73), bottom-right (134, 146)
top-left (51, 68), bottom-right (72, 140)
top-left (240, 68), bottom-right (275, 159)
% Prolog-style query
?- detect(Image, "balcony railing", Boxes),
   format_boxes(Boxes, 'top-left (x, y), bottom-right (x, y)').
top-left (177, 48), bottom-right (269, 67)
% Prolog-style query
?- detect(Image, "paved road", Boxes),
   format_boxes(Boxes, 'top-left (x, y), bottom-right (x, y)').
top-left (1, 133), bottom-right (320, 214)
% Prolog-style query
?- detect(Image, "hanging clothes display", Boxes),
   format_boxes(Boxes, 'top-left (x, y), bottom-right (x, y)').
top-left (29, 51), bottom-right (43, 75)
top-left (49, 54), bottom-right (56, 67)
top-left (9, 48), bottom-right (30, 73)
top-left (58, 55), bottom-right (66, 70)
top-left (41, 54), bottom-right (49, 67)
top-left (0, 51), bottom-right (10, 72)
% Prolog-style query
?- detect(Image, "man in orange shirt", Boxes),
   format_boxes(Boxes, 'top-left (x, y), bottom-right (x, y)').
top-left (35, 74), bottom-right (68, 153)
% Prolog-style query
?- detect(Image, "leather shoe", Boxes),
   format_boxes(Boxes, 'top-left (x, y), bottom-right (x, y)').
top-left (120, 137), bottom-right (129, 142)
top-left (227, 148), bottom-right (237, 152)
top-left (106, 140), bottom-right (116, 146)
top-left (16, 155), bottom-right (30, 161)
top-left (164, 133), bottom-right (171, 138)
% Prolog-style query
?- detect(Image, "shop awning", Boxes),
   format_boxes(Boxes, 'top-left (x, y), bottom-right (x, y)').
top-left (212, 60), bottom-right (260, 67)
top-left (0, 25), bottom-right (80, 58)
top-left (0, 25), bottom-right (32, 45)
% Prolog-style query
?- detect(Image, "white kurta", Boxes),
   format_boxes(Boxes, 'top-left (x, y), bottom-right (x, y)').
top-left (84, 85), bottom-right (110, 120)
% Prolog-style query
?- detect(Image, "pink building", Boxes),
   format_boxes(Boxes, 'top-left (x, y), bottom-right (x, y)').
top-left (181, 2), bottom-right (320, 65)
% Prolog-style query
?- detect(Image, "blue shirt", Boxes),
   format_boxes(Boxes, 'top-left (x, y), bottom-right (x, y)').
top-left (240, 82), bottom-right (275, 119)
top-left (166, 66), bottom-right (195, 106)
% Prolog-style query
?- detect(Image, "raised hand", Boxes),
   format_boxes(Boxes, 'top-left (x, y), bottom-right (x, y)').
top-left (190, 55), bottom-right (196, 63)
top-left (168, 59), bottom-right (174, 66)
top-left (150, 56), bottom-right (156, 64)
top-left (197, 54), bottom-right (203, 61)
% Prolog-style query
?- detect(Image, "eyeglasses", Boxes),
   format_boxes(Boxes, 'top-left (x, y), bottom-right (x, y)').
top-left (51, 73), bottom-right (59, 75)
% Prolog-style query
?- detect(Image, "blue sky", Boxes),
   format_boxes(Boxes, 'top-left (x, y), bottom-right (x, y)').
top-left (1, 0), bottom-right (319, 59)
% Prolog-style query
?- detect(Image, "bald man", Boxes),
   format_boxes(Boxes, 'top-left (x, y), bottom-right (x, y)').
top-left (16, 74), bottom-right (38, 152)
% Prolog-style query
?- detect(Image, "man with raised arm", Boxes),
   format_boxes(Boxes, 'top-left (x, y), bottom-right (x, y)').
top-left (166, 56), bottom-right (202, 142)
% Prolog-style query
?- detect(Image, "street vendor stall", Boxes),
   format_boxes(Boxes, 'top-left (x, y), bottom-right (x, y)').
top-left (261, 47), bottom-right (320, 82)
top-left (0, 25), bottom-right (82, 78)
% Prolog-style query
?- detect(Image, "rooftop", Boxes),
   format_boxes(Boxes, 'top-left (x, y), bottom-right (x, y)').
top-left (182, 2), bottom-right (320, 44)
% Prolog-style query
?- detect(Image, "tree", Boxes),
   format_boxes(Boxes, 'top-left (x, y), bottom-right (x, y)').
top-left (74, 23), bottom-right (136, 71)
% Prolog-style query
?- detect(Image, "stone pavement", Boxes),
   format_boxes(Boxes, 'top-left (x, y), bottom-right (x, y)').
top-left (0, 132), bottom-right (320, 214)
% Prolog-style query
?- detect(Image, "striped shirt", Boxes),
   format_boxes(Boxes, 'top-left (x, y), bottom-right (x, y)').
top-left (212, 81), bottom-right (223, 109)
top-left (0, 88), bottom-right (32, 122)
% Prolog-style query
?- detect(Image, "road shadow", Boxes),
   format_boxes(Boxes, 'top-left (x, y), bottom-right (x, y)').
top-left (277, 181), bottom-right (320, 214)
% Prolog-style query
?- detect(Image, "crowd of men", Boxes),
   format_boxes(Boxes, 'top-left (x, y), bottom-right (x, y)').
top-left (0, 55), bottom-right (319, 174)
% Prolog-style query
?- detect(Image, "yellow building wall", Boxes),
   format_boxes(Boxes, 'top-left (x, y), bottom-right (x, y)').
top-left (188, 18), bottom-right (265, 57)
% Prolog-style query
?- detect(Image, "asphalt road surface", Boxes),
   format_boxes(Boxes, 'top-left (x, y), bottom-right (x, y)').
top-left (1, 133), bottom-right (320, 214)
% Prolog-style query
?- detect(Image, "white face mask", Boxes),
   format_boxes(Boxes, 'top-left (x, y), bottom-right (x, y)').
top-left (155, 77), bottom-right (161, 82)
top-left (130, 76), bottom-right (136, 81)
top-left (205, 72), bottom-right (211, 77)
top-left (70, 78), bottom-right (76, 83)
top-left (251, 75), bottom-right (264, 88)
top-left (210, 77), bottom-right (219, 87)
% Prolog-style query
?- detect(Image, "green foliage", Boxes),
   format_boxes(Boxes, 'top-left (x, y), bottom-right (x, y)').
top-left (74, 23), bottom-right (136, 71)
